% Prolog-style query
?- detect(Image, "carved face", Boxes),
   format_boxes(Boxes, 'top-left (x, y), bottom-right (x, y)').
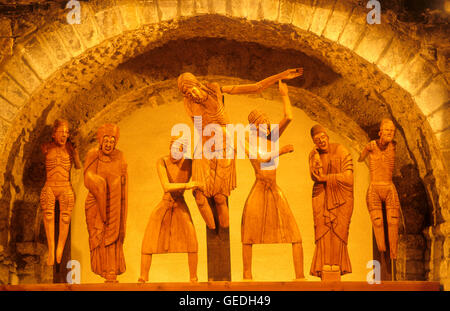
top-left (182, 84), bottom-right (208, 103)
top-left (169, 139), bottom-right (185, 163)
top-left (53, 125), bottom-right (69, 146)
top-left (101, 135), bottom-right (116, 155)
top-left (313, 132), bottom-right (329, 152)
top-left (379, 120), bottom-right (396, 144)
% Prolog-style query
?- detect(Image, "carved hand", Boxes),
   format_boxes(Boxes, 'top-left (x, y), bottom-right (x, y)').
top-left (281, 144), bottom-right (294, 154)
top-left (281, 68), bottom-right (303, 80)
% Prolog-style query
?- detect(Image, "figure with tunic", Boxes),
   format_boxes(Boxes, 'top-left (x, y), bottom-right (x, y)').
top-left (358, 119), bottom-right (400, 261)
top-left (309, 125), bottom-right (354, 280)
top-left (177, 68), bottom-right (303, 229)
top-left (83, 124), bottom-right (128, 283)
top-left (241, 81), bottom-right (304, 280)
top-left (40, 119), bottom-right (81, 265)
top-left (138, 137), bottom-right (202, 283)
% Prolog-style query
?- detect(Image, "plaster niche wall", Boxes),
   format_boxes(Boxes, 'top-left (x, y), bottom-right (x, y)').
top-left (0, 0), bottom-right (447, 287)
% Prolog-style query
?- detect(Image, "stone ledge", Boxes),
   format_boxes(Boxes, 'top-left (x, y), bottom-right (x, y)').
top-left (0, 281), bottom-right (442, 291)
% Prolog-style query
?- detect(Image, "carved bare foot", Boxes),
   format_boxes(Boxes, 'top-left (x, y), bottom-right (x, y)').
top-left (105, 273), bottom-right (118, 283)
top-left (56, 247), bottom-right (63, 264)
top-left (322, 264), bottom-right (332, 271)
top-left (243, 271), bottom-right (252, 281)
top-left (47, 253), bottom-right (55, 266)
top-left (190, 276), bottom-right (198, 283)
top-left (331, 265), bottom-right (340, 272)
top-left (138, 277), bottom-right (146, 283)
top-left (294, 277), bottom-right (306, 281)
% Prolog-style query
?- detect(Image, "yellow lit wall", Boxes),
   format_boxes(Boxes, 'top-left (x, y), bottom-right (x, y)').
top-left (71, 94), bottom-right (372, 283)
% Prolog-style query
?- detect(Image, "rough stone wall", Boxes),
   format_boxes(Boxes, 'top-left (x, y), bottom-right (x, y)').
top-left (0, 0), bottom-right (447, 285)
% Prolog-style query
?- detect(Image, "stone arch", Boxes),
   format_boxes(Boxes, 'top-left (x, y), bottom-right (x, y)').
top-left (0, 0), bottom-right (447, 285)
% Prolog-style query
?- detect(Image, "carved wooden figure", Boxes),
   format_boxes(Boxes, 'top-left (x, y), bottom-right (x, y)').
top-left (40, 119), bottom-right (81, 265)
top-left (309, 125), bottom-right (354, 281)
top-left (177, 68), bottom-right (303, 229)
top-left (83, 124), bottom-right (128, 283)
top-left (138, 137), bottom-right (201, 283)
top-left (358, 119), bottom-right (400, 261)
top-left (241, 81), bottom-right (304, 280)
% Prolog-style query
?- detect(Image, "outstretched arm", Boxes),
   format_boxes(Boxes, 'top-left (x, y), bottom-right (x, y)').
top-left (157, 158), bottom-right (201, 193)
top-left (221, 68), bottom-right (303, 95)
top-left (276, 80), bottom-right (293, 138)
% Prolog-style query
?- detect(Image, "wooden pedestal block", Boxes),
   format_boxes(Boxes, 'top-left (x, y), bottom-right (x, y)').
top-left (321, 270), bottom-right (341, 282)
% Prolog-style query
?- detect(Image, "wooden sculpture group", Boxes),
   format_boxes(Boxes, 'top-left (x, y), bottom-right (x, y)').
top-left (41, 68), bottom-right (400, 283)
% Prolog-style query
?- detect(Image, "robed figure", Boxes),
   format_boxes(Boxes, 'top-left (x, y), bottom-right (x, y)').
top-left (83, 124), bottom-right (128, 283)
top-left (309, 125), bottom-right (353, 279)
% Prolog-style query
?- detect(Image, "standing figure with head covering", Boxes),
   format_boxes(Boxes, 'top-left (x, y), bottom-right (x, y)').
top-left (309, 125), bottom-right (354, 280)
top-left (83, 124), bottom-right (128, 283)
top-left (40, 119), bottom-right (81, 265)
top-left (241, 81), bottom-right (304, 280)
top-left (177, 68), bottom-right (303, 229)
top-left (358, 119), bottom-right (400, 263)
top-left (138, 136), bottom-right (202, 283)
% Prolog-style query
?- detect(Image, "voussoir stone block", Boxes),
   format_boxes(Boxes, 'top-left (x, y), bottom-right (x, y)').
top-left (292, 0), bottom-right (315, 31)
top-left (194, 0), bottom-right (210, 14)
top-left (0, 73), bottom-right (29, 107)
top-left (396, 55), bottom-right (438, 96)
top-left (322, 0), bottom-right (353, 42)
top-left (309, 0), bottom-right (334, 37)
top-left (137, 0), bottom-right (159, 24)
top-left (377, 36), bottom-right (418, 79)
top-left (21, 36), bottom-right (55, 80)
top-left (179, 0), bottom-right (194, 17)
top-left (210, 0), bottom-right (227, 15)
top-left (119, 3), bottom-right (142, 31)
top-left (279, 0), bottom-right (296, 24)
top-left (338, 7), bottom-right (367, 51)
top-left (0, 118), bottom-right (10, 146)
top-left (260, 0), bottom-right (279, 22)
top-left (71, 4), bottom-right (104, 49)
top-left (427, 104), bottom-right (450, 133)
top-left (39, 25), bottom-right (71, 67)
top-left (0, 96), bottom-right (19, 122)
top-left (2, 54), bottom-right (41, 94)
top-left (95, 7), bottom-right (125, 39)
top-left (355, 24), bottom-right (393, 64)
top-left (414, 75), bottom-right (449, 116)
top-left (157, 0), bottom-right (179, 21)
top-left (230, 0), bottom-right (250, 19)
top-left (435, 129), bottom-right (450, 150)
top-left (57, 23), bottom-right (85, 57)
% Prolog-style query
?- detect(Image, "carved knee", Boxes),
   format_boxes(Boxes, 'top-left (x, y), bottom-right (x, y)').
top-left (373, 217), bottom-right (384, 227)
top-left (214, 194), bottom-right (227, 206)
top-left (194, 191), bottom-right (207, 206)
top-left (43, 209), bottom-right (55, 221)
top-left (387, 212), bottom-right (399, 225)
top-left (60, 212), bottom-right (71, 224)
